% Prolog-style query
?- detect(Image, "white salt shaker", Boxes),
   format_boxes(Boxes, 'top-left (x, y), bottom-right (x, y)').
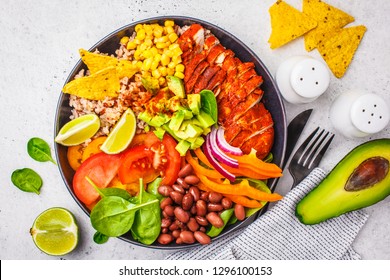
top-left (276, 56), bottom-right (330, 104)
top-left (330, 90), bottom-right (390, 138)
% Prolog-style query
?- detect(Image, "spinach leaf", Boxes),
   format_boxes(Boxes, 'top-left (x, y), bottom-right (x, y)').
top-left (93, 231), bottom-right (109, 244)
top-left (86, 176), bottom-right (131, 200)
top-left (27, 137), bottom-right (56, 165)
top-left (11, 168), bottom-right (43, 194)
top-left (131, 179), bottom-right (162, 245)
top-left (147, 177), bottom-right (163, 200)
top-left (200, 89), bottom-right (218, 123)
top-left (90, 195), bottom-right (158, 237)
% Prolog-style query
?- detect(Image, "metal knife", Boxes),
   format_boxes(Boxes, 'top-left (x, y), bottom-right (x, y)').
top-left (282, 109), bottom-right (313, 170)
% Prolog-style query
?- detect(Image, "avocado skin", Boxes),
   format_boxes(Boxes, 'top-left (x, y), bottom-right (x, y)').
top-left (295, 138), bottom-right (390, 225)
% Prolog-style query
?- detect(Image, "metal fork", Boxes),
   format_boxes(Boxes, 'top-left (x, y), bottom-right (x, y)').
top-left (288, 127), bottom-right (335, 188)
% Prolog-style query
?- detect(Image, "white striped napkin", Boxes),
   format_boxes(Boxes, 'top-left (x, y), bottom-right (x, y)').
top-left (165, 168), bottom-right (369, 260)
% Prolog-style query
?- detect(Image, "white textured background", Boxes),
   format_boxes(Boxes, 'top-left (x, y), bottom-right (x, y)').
top-left (0, 0), bottom-right (389, 259)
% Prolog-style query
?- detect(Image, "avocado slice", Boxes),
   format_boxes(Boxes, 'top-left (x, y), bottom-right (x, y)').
top-left (187, 94), bottom-right (201, 115)
top-left (169, 110), bottom-right (185, 131)
top-left (196, 110), bottom-right (216, 128)
top-left (167, 75), bottom-right (185, 98)
top-left (296, 139), bottom-right (390, 225)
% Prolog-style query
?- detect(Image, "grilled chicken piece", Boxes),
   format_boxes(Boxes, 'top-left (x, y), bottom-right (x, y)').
top-left (193, 65), bottom-right (220, 94)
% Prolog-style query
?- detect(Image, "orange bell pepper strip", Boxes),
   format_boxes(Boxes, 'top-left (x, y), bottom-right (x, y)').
top-left (185, 152), bottom-right (224, 179)
top-left (194, 148), bottom-right (213, 168)
top-left (224, 194), bottom-right (265, 208)
top-left (198, 174), bottom-right (283, 202)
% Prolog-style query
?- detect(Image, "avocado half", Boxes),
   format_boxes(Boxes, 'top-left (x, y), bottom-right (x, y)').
top-left (296, 138), bottom-right (390, 225)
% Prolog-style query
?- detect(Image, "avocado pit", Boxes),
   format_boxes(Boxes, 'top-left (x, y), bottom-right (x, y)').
top-left (345, 157), bottom-right (389, 191)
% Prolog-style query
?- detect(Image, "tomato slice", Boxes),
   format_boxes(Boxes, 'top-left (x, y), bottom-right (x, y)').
top-left (161, 133), bottom-right (181, 185)
top-left (118, 132), bottom-right (181, 186)
top-left (73, 152), bottom-right (123, 205)
top-left (118, 144), bottom-right (159, 184)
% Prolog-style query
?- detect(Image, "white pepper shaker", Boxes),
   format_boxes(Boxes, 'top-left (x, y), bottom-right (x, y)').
top-left (276, 55), bottom-right (330, 104)
top-left (329, 90), bottom-right (389, 138)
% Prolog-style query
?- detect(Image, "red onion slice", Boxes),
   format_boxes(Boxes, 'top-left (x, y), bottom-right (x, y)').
top-left (209, 128), bottom-right (238, 168)
top-left (203, 134), bottom-right (236, 182)
top-left (216, 127), bottom-right (243, 156)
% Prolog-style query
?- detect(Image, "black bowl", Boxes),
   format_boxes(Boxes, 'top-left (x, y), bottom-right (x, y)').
top-left (54, 16), bottom-right (287, 250)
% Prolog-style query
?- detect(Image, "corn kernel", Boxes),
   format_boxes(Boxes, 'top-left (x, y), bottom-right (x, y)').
top-left (134, 49), bottom-right (142, 60)
top-left (151, 60), bottom-right (159, 71)
top-left (136, 61), bottom-right (143, 69)
top-left (135, 24), bottom-right (143, 32)
top-left (153, 53), bottom-right (162, 63)
top-left (153, 27), bottom-right (163, 38)
top-left (120, 36), bottom-right (129, 45)
top-left (167, 67), bottom-right (175, 76)
top-left (133, 38), bottom-right (142, 45)
top-left (175, 64), bottom-right (185, 73)
top-left (154, 36), bottom-right (168, 43)
top-left (142, 57), bottom-right (153, 71)
top-left (158, 77), bottom-right (166, 86)
top-left (144, 38), bottom-right (153, 47)
top-left (139, 43), bottom-right (148, 51)
top-left (172, 47), bottom-right (183, 57)
top-left (158, 66), bottom-right (168, 76)
top-left (174, 71), bottom-right (185, 79)
top-left (164, 20), bottom-right (175, 27)
top-left (168, 61), bottom-right (176, 69)
top-left (136, 29), bottom-right (146, 41)
top-left (161, 53), bottom-right (170, 66)
top-left (142, 49), bottom-right (153, 59)
top-left (164, 49), bottom-right (174, 57)
top-left (126, 41), bottom-right (137, 50)
top-left (156, 42), bottom-right (168, 49)
top-left (169, 43), bottom-right (179, 50)
top-left (144, 24), bottom-right (153, 33)
top-left (165, 26), bottom-right (175, 34)
top-left (152, 69), bottom-right (161, 78)
top-left (171, 55), bottom-right (182, 64)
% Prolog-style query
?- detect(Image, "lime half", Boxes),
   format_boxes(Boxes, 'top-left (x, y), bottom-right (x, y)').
top-left (55, 114), bottom-right (100, 146)
top-left (30, 207), bottom-right (79, 256)
top-left (100, 108), bottom-right (137, 154)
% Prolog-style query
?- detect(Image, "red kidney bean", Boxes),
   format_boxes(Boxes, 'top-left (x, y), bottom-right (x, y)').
top-left (208, 192), bottom-right (223, 204)
top-left (199, 226), bottom-right (206, 233)
top-left (172, 229), bottom-right (181, 239)
top-left (221, 197), bottom-right (233, 209)
top-left (200, 191), bottom-right (209, 201)
top-left (177, 177), bottom-right (189, 189)
top-left (187, 217), bottom-right (199, 232)
top-left (207, 203), bottom-right (224, 212)
top-left (162, 228), bottom-right (169, 234)
top-left (174, 207), bottom-right (190, 223)
top-left (158, 185), bottom-right (173, 197)
top-left (234, 204), bottom-right (246, 221)
top-left (169, 223), bottom-right (178, 231)
top-left (162, 211), bottom-right (170, 219)
top-left (175, 219), bottom-right (187, 230)
top-left (170, 191), bottom-right (183, 205)
top-left (172, 184), bottom-right (185, 194)
top-left (195, 200), bottom-right (207, 216)
top-left (176, 237), bottom-right (183, 244)
top-left (195, 215), bottom-right (209, 226)
top-left (163, 205), bottom-right (174, 217)
top-left (158, 233), bottom-right (173, 245)
top-left (184, 175), bottom-right (200, 185)
top-left (190, 205), bottom-right (197, 215)
top-left (180, 231), bottom-right (195, 244)
top-left (178, 163), bottom-right (193, 178)
top-left (161, 218), bottom-right (172, 228)
top-left (206, 212), bottom-right (224, 228)
top-left (182, 193), bottom-right (194, 211)
top-left (194, 231), bottom-right (211, 245)
top-left (189, 186), bottom-right (200, 201)
top-left (160, 197), bottom-right (173, 209)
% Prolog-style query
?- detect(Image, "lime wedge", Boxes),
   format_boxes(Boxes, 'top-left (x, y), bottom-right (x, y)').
top-left (100, 108), bottom-right (137, 154)
top-left (30, 207), bottom-right (79, 256)
top-left (55, 114), bottom-right (100, 146)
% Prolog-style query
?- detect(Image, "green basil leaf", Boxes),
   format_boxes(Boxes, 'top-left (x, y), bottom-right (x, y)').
top-left (93, 231), bottom-right (109, 244)
top-left (11, 168), bottom-right (43, 194)
top-left (200, 89), bottom-right (218, 122)
top-left (27, 137), bottom-right (56, 165)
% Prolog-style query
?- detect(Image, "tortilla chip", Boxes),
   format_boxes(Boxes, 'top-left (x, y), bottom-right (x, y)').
top-left (317, 25), bottom-right (366, 78)
top-left (303, 0), bottom-right (355, 51)
top-left (62, 66), bottom-right (120, 100)
top-left (79, 49), bottom-right (138, 78)
top-left (268, 1), bottom-right (317, 49)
